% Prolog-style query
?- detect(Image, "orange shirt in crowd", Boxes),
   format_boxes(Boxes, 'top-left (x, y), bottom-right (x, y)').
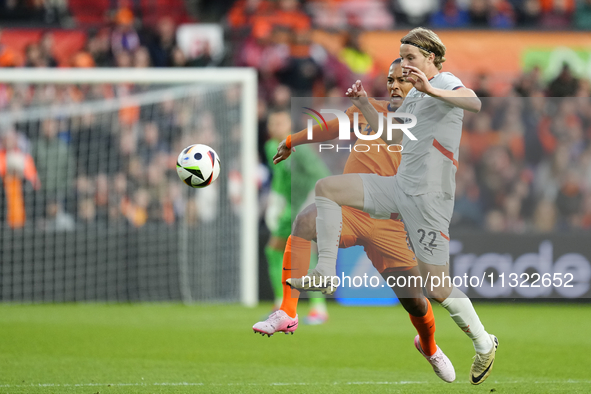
top-left (0, 151), bottom-right (40, 228)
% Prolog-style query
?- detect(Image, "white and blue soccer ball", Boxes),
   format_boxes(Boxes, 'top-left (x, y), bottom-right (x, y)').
top-left (176, 144), bottom-right (221, 188)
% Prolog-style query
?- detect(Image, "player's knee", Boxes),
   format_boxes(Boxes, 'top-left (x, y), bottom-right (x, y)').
top-left (292, 211), bottom-right (316, 240)
top-left (315, 178), bottom-right (329, 198)
top-left (402, 297), bottom-right (428, 317)
top-left (425, 287), bottom-right (451, 303)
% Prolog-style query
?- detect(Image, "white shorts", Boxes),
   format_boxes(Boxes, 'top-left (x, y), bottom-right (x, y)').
top-left (359, 173), bottom-right (454, 266)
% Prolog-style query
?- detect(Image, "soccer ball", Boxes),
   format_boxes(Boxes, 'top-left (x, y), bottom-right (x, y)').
top-left (176, 144), bottom-right (221, 188)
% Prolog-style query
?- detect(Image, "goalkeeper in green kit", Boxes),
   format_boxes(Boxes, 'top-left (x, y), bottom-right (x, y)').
top-left (263, 109), bottom-right (331, 324)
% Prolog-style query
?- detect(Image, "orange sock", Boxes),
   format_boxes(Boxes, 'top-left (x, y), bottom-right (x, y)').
top-left (409, 299), bottom-right (437, 356)
top-left (280, 235), bottom-right (311, 318)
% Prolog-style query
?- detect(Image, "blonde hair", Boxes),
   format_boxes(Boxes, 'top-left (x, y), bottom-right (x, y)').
top-left (401, 27), bottom-right (446, 70)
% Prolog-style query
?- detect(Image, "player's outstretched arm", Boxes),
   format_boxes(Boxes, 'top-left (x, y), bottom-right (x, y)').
top-left (346, 80), bottom-right (402, 143)
top-left (403, 65), bottom-right (481, 113)
top-left (273, 118), bottom-right (342, 164)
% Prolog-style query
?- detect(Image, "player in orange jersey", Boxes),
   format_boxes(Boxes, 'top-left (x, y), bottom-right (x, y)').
top-left (253, 58), bottom-right (455, 383)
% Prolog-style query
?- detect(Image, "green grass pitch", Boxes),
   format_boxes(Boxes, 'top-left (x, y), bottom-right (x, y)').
top-left (1, 302), bottom-right (590, 393)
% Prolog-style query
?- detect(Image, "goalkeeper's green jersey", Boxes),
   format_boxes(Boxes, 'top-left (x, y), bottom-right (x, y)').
top-left (264, 139), bottom-right (330, 212)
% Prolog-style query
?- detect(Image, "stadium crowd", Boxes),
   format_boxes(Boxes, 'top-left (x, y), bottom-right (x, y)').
top-left (0, 0), bottom-right (591, 234)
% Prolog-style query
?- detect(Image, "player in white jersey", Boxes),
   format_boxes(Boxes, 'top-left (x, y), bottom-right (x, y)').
top-left (288, 28), bottom-right (498, 385)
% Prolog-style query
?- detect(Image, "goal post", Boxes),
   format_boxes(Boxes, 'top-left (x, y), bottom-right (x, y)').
top-left (0, 68), bottom-right (258, 307)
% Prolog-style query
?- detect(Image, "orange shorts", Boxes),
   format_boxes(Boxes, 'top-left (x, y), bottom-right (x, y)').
top-left (339, 206), bottom-right (417, 273)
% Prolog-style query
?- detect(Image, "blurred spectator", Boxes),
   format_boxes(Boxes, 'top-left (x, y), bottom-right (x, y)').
top-left (305, 0), bottom-right (347, 30)
top-left (469, 0), bottom-right (490, 27)
top-left (555, 168), bottom-right (583, 227)
top-left (469, 0), bottom-right (515, 28)
top-left (393, 0), bottom-right (438, 26)
top-left (533, 144), bottom-right (569, 201)
top-left (473, 73), bottom-right (493, 98)
top-left (336, 0), bottom-right (394, 30)
top-left (160, 180), bottom-right (182, 225)
top-left (32, 118), bottom-right (76, 202)
top-left (0, 0), bottom-right (45, 22)
top-left (86, 29), bottom-right (113, 67)
top-left (522, 93), bottom-right (547, 165)
top-left (276, 31), bottom-right (323, 97)
top-left (333, 30), bottom-right (376, 91)
top-left (574, 0), bottom-right (591, 29)
top-left (536, 99), bottom-right (583, 160)
top-left (121, 188), bottom-right (150, 227)
top-left (111, 8), bottom-right (140, 54)
top-left (452, 165), bottom-right (483, 228)
top-left (0, 127), bottom-right (40, 228)
top-left (503, 192), bottom-right (525, 232)
top-left (250, 0), bottom-right (310, 38)
top-left (517, 0), bottom-right (542, 27)
top-left (547, 64), bottom-right (579, 96)
top-left (39, 31), bottom-right (58, 67)
top-left (477, 145), bottom-right (518, 213)
top-left (137, 122), bottom-right (168, 164)
top-left (146, 17), bottom-right (177, 67)
top-left (70, 112), bottom-right (115, 176)
top-left (513, 66), bottom-right (543, 97)
top-left (70, 51), bottom-right (96, 68)
top-left (187, 43), bottom-right (215, 67)
top-left (133, 46), bottom-right (151, 68)
top-left (0, 34), bottom-right (20, 67)
top-left (540, 0), bottom-right (574, 28)
top-left (532, 199), bottom-right (557, 232)
top-left (462, 112), bottom-right (499, 162)
top-left (227, 0), bottom-right (272, 30)
top-left (77, 197), bottom-right (96, 226)
top-left (489, 0), bottom-right (516, 28)
top-left (269, 85), bottom-right (291, 110)
top-left (576, 78), bottom-right (591, 97)
top-left (430, 0), bottom-right (470, 28)
top-left (109, 0), bottom-right (141, 16)
top-left (67, 174), bottom-right (93, 218)
top-left (170, 46), bottom-right (187, 67)
top-left (498, 103), bottom-right (525, 160)
top-left (109, 172), bottom-right (128, 223)
top-left (94, 173), bottom-right (110, 222)
top-left (44, 199), bottom-right (75, 231)
top-left (114, 50), bottom-right (133, 67)
top-left (580, 194), bottom-right (591, 229)
top-left (24, 43), bottom-right (47, 68)
top-left (485, 209), bottom-right (506, 232)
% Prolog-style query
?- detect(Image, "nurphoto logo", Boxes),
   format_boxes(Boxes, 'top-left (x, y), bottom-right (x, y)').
top-left (303, 107), bottom-right (418, 153)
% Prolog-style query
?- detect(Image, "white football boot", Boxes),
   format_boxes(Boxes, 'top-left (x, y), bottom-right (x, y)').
top-left (414, 335), bottom-right (456, 383)
top-left (470, 334), bottom-right (498, 385)
top-left (253, 310), bottom-right (298, 337)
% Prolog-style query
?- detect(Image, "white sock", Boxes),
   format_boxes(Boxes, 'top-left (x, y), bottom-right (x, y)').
top-left (314, 196), bottom-right (342, 277)
top-left (440, 287), bottom-right (493, 353)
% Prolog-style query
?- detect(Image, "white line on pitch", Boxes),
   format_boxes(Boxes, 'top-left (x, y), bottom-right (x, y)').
top-left (0, 380), bottom-right (590, 388)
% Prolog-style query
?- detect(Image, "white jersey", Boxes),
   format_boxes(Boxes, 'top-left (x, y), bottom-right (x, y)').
top-left (395, 72), bottom-right (465, 198)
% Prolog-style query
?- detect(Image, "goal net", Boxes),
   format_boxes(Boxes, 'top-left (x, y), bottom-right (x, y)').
top-left (0, 68), bottom-right (258, 306)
